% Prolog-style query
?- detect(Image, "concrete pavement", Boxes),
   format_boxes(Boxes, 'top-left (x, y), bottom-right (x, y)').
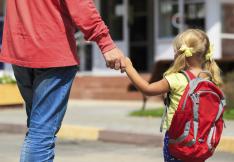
top-left (0, 99), bottom-right (234, 154)
top-left (1, 133), bottom-right (233, 162)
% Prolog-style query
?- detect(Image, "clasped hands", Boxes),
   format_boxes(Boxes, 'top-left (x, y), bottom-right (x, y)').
top-left (103, 48), bottom-right (127, 73)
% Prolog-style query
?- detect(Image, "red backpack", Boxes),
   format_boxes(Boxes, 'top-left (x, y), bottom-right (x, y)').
top-left (161, 70), bottom-right (226, 162)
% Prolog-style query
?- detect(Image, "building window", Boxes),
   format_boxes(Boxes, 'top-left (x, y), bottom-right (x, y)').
top-left (184, 3), bottom-right (205, 30)
top-left (221, 3), bottom-right (234, 58)
top-left (158, 0), bottom-right (178, 38)
top-left (158, 0), bottom-right (205, 39)
top-left (100, 0), bottom-right (123, 41)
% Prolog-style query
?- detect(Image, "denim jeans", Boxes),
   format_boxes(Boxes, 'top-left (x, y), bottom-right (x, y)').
top-left (163, 132), bottom-right (183, 162)
top-left (12, 65), bottom-right (78, 162)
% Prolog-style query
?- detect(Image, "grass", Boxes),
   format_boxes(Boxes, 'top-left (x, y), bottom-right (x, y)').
top-left (129, 108), bottom-right (164, 118)
top-left (0, 75), bottom-right (16, 84)
top-left (224, 109), bottom-right (234, 120)
top-left (130, 107), bottom-right (234, 120)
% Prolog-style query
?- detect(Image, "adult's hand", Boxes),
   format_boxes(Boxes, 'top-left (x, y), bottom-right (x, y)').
top-left (103, 48), bottom-right (126, 72)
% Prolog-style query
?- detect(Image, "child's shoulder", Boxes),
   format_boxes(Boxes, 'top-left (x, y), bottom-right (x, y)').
top-left (164, 72), bottom-right (188, 91)
top-left (164, 72), bottom-right (187, 81)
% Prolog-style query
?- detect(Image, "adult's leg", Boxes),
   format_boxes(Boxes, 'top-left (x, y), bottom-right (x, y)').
top-left (18, 66), bottom-right (78, 162)
top-left (12, 65), bottom-right (34, 127)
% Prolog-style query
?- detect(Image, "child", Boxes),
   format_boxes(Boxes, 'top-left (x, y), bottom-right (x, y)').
top-left (124, 29), bottom-right (223, 162)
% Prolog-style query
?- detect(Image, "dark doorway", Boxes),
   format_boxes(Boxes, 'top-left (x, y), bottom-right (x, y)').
top-left (128, 0), bottom-right (154, 72)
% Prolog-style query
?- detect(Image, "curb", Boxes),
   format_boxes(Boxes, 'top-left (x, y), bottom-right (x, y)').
top-left (217, 136), bottom-right (234, 153)
top-left (57, 124), bottom-right (163, 147)
top-left (0, 123), bottom-right (26, 134)
top-left (57, 125), bottom-right (100, 141)
top-left (0, 123), bottom-right (233, 153)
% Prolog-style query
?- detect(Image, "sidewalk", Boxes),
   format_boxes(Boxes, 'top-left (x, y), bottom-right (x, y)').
top-left (0, 100), bottom-right (233, 153)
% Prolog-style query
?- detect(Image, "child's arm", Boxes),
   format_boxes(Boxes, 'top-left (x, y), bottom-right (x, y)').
top-left (125, 57), bottom-right (170, 96)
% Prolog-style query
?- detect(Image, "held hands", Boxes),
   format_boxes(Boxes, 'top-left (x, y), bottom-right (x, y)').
top-left (103, 48), bottom-right (134, 73)
top-left (103, 48), bottom-right (126, 72)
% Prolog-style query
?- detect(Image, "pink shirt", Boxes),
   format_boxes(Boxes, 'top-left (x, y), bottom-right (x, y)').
top-left (0, 0), bottom-right (116, 68)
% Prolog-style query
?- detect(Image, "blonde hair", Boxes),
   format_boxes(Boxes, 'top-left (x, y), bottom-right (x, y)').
top-left (164, 29), bottom-right (223, 86)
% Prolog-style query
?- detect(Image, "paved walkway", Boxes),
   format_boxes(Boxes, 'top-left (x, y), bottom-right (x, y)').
top-left (0, 100), bottom-right (234, 153)
top-left (0, 100), bottom-right (163, 135)
top-left (1, 133), bottom-right (233, 162)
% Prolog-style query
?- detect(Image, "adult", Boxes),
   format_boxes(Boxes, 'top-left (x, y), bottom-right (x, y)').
top-left (0, 1), bottom-right (126, 162)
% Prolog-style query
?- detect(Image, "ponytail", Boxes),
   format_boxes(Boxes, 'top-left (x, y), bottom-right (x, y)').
top-left (203, 60), bottom-right (223, 87)
top-left (164, 53), bottom-right (186, 76)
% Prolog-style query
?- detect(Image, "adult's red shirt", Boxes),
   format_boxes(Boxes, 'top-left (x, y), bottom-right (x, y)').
top-left (0, 0), bottom-right (116, 68)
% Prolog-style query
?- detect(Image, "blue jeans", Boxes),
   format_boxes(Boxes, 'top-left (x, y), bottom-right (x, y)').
top-left (163, 132), bottom-right (183, 162)
top-left (12, 65), bottom-right (78, 162)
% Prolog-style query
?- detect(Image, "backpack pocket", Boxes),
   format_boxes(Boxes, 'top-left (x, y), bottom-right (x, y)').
top-left (207, 119), bottom-right (224, 151)
top-left (168, 110), bottom-right (192, 140)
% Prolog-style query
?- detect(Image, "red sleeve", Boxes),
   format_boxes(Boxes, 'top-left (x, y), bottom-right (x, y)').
top-left (64, 0), bottom-right (116, 53)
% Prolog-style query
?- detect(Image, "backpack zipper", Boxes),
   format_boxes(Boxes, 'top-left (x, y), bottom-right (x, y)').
top-left (182, 90), bottom-right (220, 111)
top-left (196, 90), bottom-right (220, 100)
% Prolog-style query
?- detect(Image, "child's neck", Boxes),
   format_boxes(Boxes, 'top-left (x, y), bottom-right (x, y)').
top-left (187, 66), bottom-right (203, 77)
top-left (187, 66), bottom-right (202, 71)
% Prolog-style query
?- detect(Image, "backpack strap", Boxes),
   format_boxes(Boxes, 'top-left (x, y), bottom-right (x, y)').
top-left (181, 70), bottom-right (196, 81)
top-left (207, 98), bottom-right (226, 149)
top-left (183, 70), bottom-right (213, 81)
top-left (160, 94), bottom-right (170, 132)
top-left (198, 71), bottom-right (212, 81)
top-left (160, 70), bottom-right (194, 133)
top-left (160, 70), bottom-right (195, 133)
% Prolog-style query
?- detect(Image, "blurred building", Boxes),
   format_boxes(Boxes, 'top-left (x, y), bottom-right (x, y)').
top-left (83, 0), bottom-right (234, 74)
top-left (0, 0), bottom-right (234, 100)
top-left (1, 0), bottom-right (234, 73)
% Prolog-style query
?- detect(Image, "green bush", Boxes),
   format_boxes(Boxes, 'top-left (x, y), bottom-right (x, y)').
top-left (223, 71), bottom-right (234, 110)
top-left (0, 74), bottom-right (16, 84)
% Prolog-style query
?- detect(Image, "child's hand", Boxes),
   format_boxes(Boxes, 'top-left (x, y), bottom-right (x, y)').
top-left (125, 57), bottom-right (133, 69)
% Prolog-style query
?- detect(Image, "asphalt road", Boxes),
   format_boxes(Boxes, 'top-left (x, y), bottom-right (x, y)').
top-left (0, 133), bottom-right (233, 162)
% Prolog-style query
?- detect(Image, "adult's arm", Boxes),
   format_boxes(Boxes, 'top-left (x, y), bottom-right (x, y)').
top-left (63, 0), bottom-right (116, 53)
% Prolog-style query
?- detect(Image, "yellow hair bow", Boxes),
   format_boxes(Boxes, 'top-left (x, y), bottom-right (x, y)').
top-left (179, 45), bottom-right (193, 57)
top-left (205, 45), bottom-right (214, 62)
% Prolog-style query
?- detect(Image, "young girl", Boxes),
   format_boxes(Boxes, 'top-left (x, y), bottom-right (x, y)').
top-left (124, 29), bottom-right (223, 162)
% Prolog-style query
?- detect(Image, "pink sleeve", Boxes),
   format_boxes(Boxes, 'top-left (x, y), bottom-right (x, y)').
top-left (64, 0), bottom-right (116, 53)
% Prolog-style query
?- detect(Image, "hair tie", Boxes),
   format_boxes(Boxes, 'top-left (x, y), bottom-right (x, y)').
top-left (205, 45), bottom-right (214, 62)
top-left (179, 45), bottom-right (193, 57)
